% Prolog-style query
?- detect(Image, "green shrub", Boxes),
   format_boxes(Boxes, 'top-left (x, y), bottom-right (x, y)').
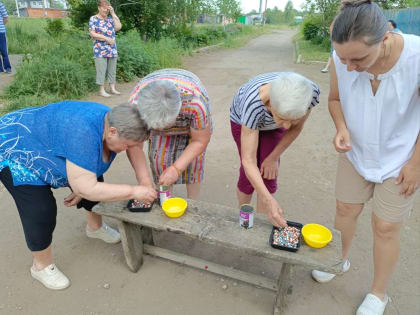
top-left (172, 25), bottom-right (228, 49)
top-left (116, 34), bottom-right (156, 82)
top-left (45, 18), bottom-right (65, 37)
top-left (69, 0), bottom-right (97, 29)
top-left (303, 19), bottom-right (320, 40)
top-left (6, 20), bottom-right (51, 54)
top-left (143, 37), bottom-right (183, 69)
top-left (311, 35), bottom-right (324, 45)
top-left (6, 34), bottom-right (96, 99)
top-left (321, 37), bottom-right (332, 51)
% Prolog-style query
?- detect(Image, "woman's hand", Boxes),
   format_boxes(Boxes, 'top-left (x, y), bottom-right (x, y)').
top-left (106, 37), bottom-right (115, 45)
top-left (260, 158), bottom-right (278, 180)
top-left (132, 186), bottom-right (157, 203)
top-left (333, 128), bottom-right (352, 153)
top-left (64, 192), bottom-right (82, 207)
top-left (262, 196), bottom-right (287, 228)
top-left (158, 166), bottom-right (179, 186)
top-left (108, 5), bottom-right (115, 15)
top-left (396, 162), bottom-right (420, 197)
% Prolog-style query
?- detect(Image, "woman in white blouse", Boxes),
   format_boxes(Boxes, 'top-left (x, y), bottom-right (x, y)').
top-left (311, 1), bottom-right (420, 315)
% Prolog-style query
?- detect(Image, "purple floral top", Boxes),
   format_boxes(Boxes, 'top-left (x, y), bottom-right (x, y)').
top-left (88, 15), bottom-right (118, 58)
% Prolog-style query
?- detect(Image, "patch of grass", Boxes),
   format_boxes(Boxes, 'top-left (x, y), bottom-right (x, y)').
top-left (294, 33), bottom-right (330, 62)
top-left (0, 94), bottom-right (62, 115)
top-left (143, 37), bottom-right (184, 69)
top-left (221, 25), bottom-right (282, 49)
top-left (5, 33), bottom-right (96, 100)
top-left (6, 17), bottom-right (72, 54)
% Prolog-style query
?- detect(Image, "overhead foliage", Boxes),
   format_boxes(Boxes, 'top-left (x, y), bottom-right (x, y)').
top-left (69, 0), bottom-right (241, 40)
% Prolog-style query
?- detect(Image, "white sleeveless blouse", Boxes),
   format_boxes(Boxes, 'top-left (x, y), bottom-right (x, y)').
top-left (333, 34), bottom-right (420, 183)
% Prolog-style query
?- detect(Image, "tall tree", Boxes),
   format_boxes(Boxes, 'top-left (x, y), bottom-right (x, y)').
top-left (284, 0), bottom-right (295, 23)
top-left (304, 0), bottom-right (339, 26)
top-left (216, 0), bottom-right (241, 21)
top-left (265, 6), bottom-right (284, 24)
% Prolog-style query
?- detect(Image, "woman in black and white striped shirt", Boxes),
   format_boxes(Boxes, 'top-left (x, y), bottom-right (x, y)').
top-left (230, 72), bottom-right (320, 227)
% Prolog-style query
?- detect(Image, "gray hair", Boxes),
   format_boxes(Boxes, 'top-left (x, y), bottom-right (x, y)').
top-left (107, 104), bottom-right (150, 141)
top-left (332, 0), bottom-right (388, 46)
top-left (136, 80), bottom-right (182, 129)
top-left (269, 73), bottom-right (313, 119)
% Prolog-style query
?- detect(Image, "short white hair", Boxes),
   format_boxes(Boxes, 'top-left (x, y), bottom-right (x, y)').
top-left (269, 73), bottom-right (314, 119)
top-left (136, 80), bottom-right (181, 129)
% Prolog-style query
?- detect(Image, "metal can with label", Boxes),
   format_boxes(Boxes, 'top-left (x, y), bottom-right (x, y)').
top-left (239, 204), bottom-right (254, 229)
top-left (158, 185), bottom-right (171, 205)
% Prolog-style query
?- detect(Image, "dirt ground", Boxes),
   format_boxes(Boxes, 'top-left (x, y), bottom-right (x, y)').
top-left (0, 29), bottom-right (419, 315)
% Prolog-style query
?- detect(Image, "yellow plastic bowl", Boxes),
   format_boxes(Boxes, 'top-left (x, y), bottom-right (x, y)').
top-left (302, 224), bottom-right (333, 249)
top-left (162, 198), bottom-right (188, 218)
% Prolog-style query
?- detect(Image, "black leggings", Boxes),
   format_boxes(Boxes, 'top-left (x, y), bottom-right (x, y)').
top-left (0, 167), bottom-right (103, 251)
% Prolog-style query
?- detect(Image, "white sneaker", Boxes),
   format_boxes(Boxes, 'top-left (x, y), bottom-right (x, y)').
top-left (30, 264), bottom-right (70, 290)
top-left (311, 259), bottom-right (350, 283)
top-left (110, 89), bottom-right (121, 95)
top-left (86, 223), bottom-right (121, 244)
top-left (321, 68), bottom-right (329, 73)
top-left (99, 90), bottom-right (111, 98)
top-left (356, 293), bottom-right (389, 315)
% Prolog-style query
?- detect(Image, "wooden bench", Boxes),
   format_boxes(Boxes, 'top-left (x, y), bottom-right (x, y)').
top-left (94, 199), bottom-right (342, 315)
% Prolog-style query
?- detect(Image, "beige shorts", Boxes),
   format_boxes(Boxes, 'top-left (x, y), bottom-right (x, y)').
top-left (335, 154), bottom-right (416, 222)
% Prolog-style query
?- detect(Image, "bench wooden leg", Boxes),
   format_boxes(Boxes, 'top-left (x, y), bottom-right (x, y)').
top-left (141, 226), bottom-right (154, 245)
top-left (118, 221), bottom-right (144, 272)
top-left (273, 263), bottom-right (294, 315)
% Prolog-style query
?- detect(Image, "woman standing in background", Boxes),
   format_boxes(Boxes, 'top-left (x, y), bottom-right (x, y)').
top-left (89, 0), bottom-right (122, 97)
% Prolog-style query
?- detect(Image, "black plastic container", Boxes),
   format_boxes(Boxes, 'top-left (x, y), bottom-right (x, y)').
top-left (127, 199), bottom-right (154, 213)
top-left (269, 221), bottom-right (303, 253)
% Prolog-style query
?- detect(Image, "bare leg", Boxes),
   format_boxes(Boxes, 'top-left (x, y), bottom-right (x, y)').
top-left (321, 56), bottom-right (332, 72)
top-left (237, 187), bottom-right (252, 207)
top-left (334, 200), bottom-right (364, 260)
top-left (99, 85), bottom-right (110, 97)
top-left (371, 213), bottom-right (401, 300)
top-left (32, 244), bottom-right (53, 270)
top-left (186, 183), bottom-right (201, 200)
top-left (86, 211), bottom-right (103, 231)
top-left (109, 83), bottom-right (120, 95)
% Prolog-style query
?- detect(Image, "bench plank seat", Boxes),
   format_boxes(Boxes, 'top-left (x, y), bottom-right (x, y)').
top-left (94, 199), bottom-right (342, 273)
top-left (94, 199), bottom-right (342, 315)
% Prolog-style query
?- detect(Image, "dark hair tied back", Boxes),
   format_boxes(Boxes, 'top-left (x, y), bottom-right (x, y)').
top-left (332, 0), bottom-right (387, 46)
top-left (340, 0), bottom-right (372, 11)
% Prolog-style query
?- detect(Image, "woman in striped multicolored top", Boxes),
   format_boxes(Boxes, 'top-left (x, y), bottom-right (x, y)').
top-left (128, 69), bottom-right (212, 199)
top-left (230, 72), bottom-right (320, 227)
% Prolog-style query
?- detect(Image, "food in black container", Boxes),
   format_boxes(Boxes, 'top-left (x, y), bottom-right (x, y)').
top-left (269, 221), bottom-right (303, 252)
top-left (127, 199), bottom-right (154, 212)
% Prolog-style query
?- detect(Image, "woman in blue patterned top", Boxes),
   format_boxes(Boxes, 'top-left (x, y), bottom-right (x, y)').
top-left (0, 101), bottom-right (156, 290)
top-left (89, 0), bottom-right (122, 97)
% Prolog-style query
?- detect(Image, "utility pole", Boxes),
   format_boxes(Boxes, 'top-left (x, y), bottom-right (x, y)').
top-left (14, 0), bottom-right (20, 17)
top-left (42, 0), bottom-right (47, 17)
top-left (259, 0), bottom-right (263, 13)
top-left (263, 0), bottom-right (268, 25)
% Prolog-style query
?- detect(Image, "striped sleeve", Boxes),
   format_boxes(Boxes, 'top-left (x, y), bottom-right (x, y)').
top-left (184, 99), bottom-right (209, 130)
top-left (241, 96), bottom-right (265, 130)
top-left (0, 3), bottom-right (8, 18)
top-left (309, 82), bottom-right (321, 109)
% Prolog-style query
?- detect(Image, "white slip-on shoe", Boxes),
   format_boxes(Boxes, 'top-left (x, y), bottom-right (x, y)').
top-left (110, 89), bottom-right (121, 95)
top-left (356, 293), bottom-right (389, 315)
top-left (311, 259), bottom-right (350, 283)
top-left (86, 223), bottom-right (121, 244)
top-left (30, 264), bottom-right (70, 290)
top-left (99, 90), bottom-right (111, 98)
